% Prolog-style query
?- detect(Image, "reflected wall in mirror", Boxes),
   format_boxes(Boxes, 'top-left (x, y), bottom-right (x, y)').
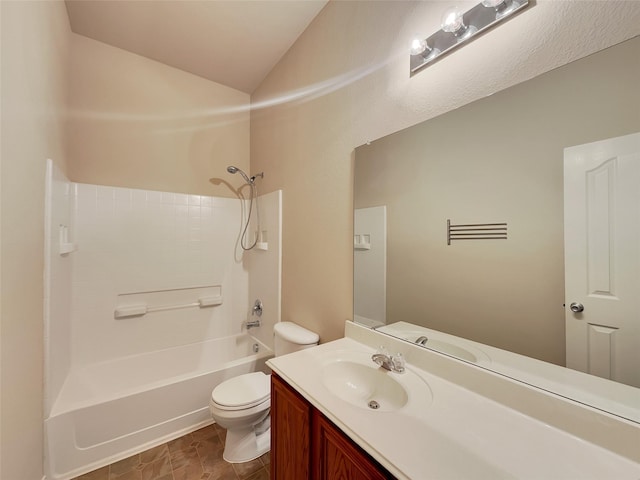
top-left (354, 37), bottom-right (640, 420)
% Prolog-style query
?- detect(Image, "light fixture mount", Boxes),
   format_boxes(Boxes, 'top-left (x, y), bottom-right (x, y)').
top-left (410, 0), bottom-right (530, 76)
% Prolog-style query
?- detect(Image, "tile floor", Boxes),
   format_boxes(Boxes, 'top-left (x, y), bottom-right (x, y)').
top-left (73, 423), bottom-right (270, 480)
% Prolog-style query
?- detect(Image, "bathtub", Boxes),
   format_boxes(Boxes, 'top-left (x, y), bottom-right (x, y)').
top-left (45, 334), bottom-right (273, 480)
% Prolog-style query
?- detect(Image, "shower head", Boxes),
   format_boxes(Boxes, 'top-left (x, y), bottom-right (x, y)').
top-left (226, 165), bottom-right (251, 184)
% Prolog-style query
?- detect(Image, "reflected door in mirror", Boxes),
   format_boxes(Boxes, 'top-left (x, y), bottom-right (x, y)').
top-left (564, 132), bottom-right (640, 388)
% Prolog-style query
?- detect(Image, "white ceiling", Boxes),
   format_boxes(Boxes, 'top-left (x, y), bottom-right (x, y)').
top-left (65, 0), bottom-right (329, 94)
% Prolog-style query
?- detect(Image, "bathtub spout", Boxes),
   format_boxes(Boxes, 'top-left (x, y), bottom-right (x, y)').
top-left (244, 319), bottom-right (261, 330)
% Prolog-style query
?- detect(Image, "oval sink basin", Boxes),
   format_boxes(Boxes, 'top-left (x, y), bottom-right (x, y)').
top-left (320, 351), bottom-right (433, 412)
top-left (412, 337), bottom-right (479, 363)
top-left (322, 360), bottom-right (408, 411)
top-left (406, 333), bottom-right (491, 364)
top-left (375, 324), bottom-right (491, 365)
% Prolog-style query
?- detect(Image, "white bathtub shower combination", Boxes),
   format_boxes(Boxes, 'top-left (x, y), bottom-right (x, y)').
top-left (43, 164), bottom-right (283, 479)
top-left (45, 334), bottom-right (272, 479)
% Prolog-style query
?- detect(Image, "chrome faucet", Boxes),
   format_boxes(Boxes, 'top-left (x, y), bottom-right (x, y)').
top-left (244, 319), bottom-right (261, 330)
top-left (415, 336), bottom-right (429, 346)
top-left (244, 299), bottom-right (263, 329)
top-left (252, 299), bottom-right (263, 317)
top-left (371, 350), bottom-right (405, 373)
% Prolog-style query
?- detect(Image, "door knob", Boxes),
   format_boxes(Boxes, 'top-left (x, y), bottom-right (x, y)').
top-left (569, 302), bottom-right (584, 313)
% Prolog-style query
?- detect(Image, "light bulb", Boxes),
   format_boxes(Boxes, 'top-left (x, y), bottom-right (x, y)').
top-left (483, 0), bottom-right (517, 17)
top-left (410, 37), bottom-right (429, 56)
top-left (482, 0), bottom-right (505, 7)
top-left (441, 6), bottom-right (465, 34)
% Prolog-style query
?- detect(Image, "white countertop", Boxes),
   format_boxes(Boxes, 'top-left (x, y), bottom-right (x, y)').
top-left (267, 331), bottom-right (640, 479)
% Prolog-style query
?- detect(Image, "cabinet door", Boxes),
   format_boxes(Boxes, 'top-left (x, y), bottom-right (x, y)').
top-left (312, 410), bottom-right (393, 480)
top-left (271, 374), bottom-right (311, 480)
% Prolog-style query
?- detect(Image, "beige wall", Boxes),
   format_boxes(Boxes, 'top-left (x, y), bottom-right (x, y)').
top-left (0, 1), bottom-right (71, 479)
top-left (250, 1), bottom-right (640, 344)
top-left (1, 9), bottom-right (247, 479)
top-left (355, 38), bottom-right (640, 365)
top-left (0, 2), bottom-right (638, 478)
top-left (67, 34), bottom-right (250, 197)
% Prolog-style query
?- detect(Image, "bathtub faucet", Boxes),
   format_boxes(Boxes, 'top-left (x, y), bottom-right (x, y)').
top-left (244, 319), bottom-right (261, 330)
top-left (252, 299), bottom-right (263, 317)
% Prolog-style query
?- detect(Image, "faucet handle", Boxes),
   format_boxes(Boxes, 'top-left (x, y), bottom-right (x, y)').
top-left (377, 345), bottom-right (390, 356)
top-left (392, 353), bottom-right (405, 373)
top-left (252, 299), bottom-right (263, 317)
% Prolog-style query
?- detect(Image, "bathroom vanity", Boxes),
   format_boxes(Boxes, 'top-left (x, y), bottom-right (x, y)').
top-left (271, 373), bottom-right (391, 479)
top-left (267, 321), bottom-right (640, 479)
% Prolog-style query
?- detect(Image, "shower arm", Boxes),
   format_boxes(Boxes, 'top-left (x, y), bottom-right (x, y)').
top-left (249, 172), bottom-right (264, 184)
top-left (226, 166), bottom-right (263, 185)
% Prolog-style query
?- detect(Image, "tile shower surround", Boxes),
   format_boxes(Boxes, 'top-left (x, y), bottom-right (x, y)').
top-left (45, 160), bottom-right (74, 415)
top-left (72, 424), bottom-right (270, 480)
top-left (45, 175), bottom-right (280, 479)
top-left (70, 183), bottom-right (249, 366)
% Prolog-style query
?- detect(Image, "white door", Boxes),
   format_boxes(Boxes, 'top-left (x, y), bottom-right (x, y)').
top-left (564, 132), bottom-right (640, 388)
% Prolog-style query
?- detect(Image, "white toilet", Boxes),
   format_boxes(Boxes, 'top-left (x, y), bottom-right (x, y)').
top-left (209, 322), bottom-right (319, 463)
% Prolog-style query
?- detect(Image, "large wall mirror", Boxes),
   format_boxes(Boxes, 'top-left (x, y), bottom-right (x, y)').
top-left (354, 36), bottom-right (640, 422)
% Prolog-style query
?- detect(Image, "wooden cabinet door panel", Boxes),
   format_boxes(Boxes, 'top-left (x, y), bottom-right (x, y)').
top-left (271, 374), bottom-right (311, 480)
top-left (312, 410), bottom-right (392, 480)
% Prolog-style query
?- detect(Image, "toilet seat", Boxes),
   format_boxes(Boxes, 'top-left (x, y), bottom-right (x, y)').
top-left (211, 372), bottom-right (270, 411)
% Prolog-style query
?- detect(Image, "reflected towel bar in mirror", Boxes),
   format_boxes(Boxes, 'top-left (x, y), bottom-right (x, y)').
top-left (447, 219), bottom-right (508, 245)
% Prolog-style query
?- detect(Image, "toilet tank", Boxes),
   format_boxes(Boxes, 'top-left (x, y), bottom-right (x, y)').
top-left (273, 322), bottom-right (319, 356)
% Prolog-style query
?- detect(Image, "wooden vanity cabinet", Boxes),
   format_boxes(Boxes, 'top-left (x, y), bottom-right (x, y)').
top-left (271, 372), bottom-right (311, 479)
top-left (271, 373), bottom-right (394, 480)
top-left (312, 410), bottom-right (392, 480)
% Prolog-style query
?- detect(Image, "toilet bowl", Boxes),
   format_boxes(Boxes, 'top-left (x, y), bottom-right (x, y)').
top-left (209, 372), bottom-right (271, 463)
top-left (209, 322), bottom-right (319, 463)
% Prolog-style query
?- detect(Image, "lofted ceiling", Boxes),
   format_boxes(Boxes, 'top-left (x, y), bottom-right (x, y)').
top-left (65, 0), bottom-right (329, 94)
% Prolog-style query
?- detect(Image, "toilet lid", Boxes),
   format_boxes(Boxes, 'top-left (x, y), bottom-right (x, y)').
top-left (211, 372), bottom-right (270, 409)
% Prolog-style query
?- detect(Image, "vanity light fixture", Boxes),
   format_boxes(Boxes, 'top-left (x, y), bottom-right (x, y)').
top-left (482, 0), bottom-right (520, 18)
top-left (410, 0), bottom-right (529, 76)
top-left (410, 37), bottom-right (429, 55)
top-left (441, 7), bottom-right (474, 39)
top-left (410, 37), bottom-right (441, 61)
